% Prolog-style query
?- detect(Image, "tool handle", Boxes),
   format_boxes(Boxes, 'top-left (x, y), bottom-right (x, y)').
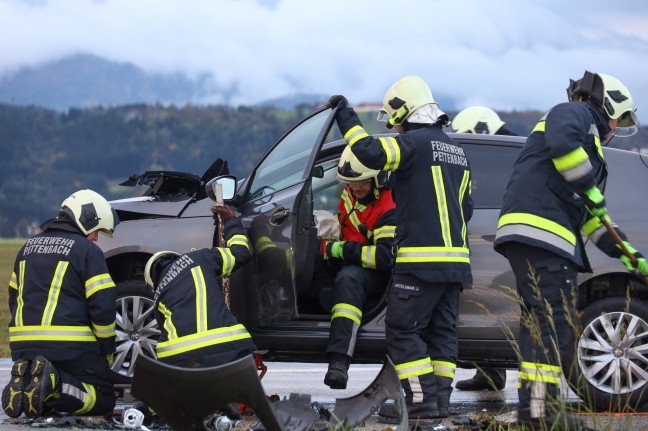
top-left (601, 218), bottom-right (638, 267)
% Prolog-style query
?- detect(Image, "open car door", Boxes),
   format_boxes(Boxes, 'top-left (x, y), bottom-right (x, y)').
top-left (229, 106), bottom-right (339, 327)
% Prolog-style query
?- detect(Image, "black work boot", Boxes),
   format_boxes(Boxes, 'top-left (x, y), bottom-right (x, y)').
top-left (435, 376), bottom-right (453, 418)
top-left (324, 353), bottom-right (350, 390)
top-left (455, 368), bottom-right (506, 391)
top-left (2, 359), bottom-right (31, 418)
top-left (22, 356), bottom-right (61, 418)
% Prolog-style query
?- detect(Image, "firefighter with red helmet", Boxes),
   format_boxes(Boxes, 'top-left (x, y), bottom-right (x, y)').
top-left (494, 71), bottom-right (645, 430)
top-left (322, 146), bottom-right (396, 390)
top-left (327, 74), bottom-right (473, 420)
top-left (3, 189), bottom-right (119, 418)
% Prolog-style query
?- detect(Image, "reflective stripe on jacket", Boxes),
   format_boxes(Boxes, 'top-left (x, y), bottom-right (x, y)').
top-left (494, 102), bottom-right (610, 270)
top-left (336, 108), bottom-right (473, 284)
top-left (8, 226), bottom-right (116, 359)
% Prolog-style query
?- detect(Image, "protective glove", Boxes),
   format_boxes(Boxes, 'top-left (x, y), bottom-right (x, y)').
top-left (322, 241), bottom-right (345, 260)
top-left (618, 241), bottom-right (648, 275)
top-left (211, 205), bottom-right (235, 222)
top-left (583, 186), bottom-right (607, 218)
top-left (327, 95), bottom-right (348, 110)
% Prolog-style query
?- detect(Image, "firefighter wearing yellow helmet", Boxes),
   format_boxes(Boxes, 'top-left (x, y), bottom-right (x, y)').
top-left (321, 145), bottom-right (396, 390)
top-left (3, 189), bottom-right (119, 418)
top-left (451, 106), bottom-right (517, 136)
top-left (327, 75), bottom-right (473, 421)
top-left (494, 71), bottom-right (645, 430)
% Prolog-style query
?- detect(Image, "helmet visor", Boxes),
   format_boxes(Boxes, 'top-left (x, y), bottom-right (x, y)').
top-left (614, 110), bottom-right (639, 137)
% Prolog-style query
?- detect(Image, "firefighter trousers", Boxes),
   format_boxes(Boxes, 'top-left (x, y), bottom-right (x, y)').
top-left (504, 242), bottom-right (578, 420)
top-left (385, 274), bottom-right (461, 405)
top-left (326, 264), bottom-right (390, 357)
top-left (51, 350), bottom-right (116, 415)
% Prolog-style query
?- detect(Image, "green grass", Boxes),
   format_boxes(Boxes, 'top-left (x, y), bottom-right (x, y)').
top-left (0, 238), bottom-right (26, 358)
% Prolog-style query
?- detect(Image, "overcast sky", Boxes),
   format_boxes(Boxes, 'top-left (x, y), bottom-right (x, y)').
top-left (2, 0), bottom-right (648, 122)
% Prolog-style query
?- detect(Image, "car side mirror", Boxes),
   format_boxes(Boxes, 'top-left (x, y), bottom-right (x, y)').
top-left (311, 165), bottom-right (324, 179)
top-left (205, 175), bottom-right (237, 202)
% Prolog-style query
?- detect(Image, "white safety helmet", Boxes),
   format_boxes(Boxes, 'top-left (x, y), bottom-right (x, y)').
top-left (451, 106), bottom-right (505, 135)
top-left (144, 250), bottom-right (180, 288)
top-left (60, 189), bottom-right (119, 237)
top-left (567, 71), bottom-right (639, 137)
top-left (377, 76), bottom-right (437, 129)
top-left (337, 146), bottom-right (388, 188)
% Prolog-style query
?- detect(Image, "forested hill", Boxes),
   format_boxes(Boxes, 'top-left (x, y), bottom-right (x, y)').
top-left (1, 103), bottom-right (647, 237)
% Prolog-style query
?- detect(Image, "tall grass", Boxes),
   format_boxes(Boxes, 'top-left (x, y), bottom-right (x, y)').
top-left (0, 238), bottom-right (26, 358)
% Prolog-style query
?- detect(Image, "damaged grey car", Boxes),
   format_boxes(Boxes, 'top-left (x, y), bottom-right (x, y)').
top-left (98, 105), bottom-right (648, 413)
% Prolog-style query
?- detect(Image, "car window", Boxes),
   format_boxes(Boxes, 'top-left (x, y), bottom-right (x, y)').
top-left (247, 109), bottom-right (332, 201)
top-left (463, 143), bottom-right (520, 209)
top-left (313, 159), bottom-right (344, 212)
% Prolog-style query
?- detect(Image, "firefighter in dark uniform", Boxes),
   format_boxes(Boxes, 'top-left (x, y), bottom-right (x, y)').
top-left (494, 71), bottom-right (647, 430)
top-left (143, 204), bottom-right (255, 368)
top-left (327, 75), bottom-right (473, 420)
top-left (322, 146), bottom-right (396, 390)
top-left (451, 106), bottom-right (517, 393)
top-left (3, 189), bottom-right (120, 419)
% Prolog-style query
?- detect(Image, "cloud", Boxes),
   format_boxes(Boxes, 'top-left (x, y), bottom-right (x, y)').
top-left (1, 0), bottom-right (648, 121)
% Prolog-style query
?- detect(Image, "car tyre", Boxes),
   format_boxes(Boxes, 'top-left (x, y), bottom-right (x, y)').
top-left (566, 297), bottom-right (648, 412)
top-left (112, 280), bottom-right (160, 383)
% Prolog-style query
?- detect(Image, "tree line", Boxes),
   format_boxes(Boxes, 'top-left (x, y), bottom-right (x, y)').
top-left (0, 103), bottom-right (646, 237)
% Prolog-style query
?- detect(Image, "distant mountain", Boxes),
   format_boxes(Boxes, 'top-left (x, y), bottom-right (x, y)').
top-left (0, 53), bottom-right (459, 112)
top-left (0, 54), bottom-right (340, 111)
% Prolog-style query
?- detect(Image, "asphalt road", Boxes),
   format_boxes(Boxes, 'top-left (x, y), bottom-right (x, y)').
top-left (0, 359), bottom-right (646, 430)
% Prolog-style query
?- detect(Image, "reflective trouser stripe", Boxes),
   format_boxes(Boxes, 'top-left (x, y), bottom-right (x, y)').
top-left (331, 303), bottom-right (362, 326)
top-left (431, 360), bottom-right (456, 378)
top-left (519, 362), bottom-right (561, 419)
top-left (395, 357), bottom-right (434, 380)
top-left (65, 382), bottom-right (97, 414)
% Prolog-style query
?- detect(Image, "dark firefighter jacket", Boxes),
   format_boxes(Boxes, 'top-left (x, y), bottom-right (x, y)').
top-left (333, 186), bottom-right (396, 271)
top-left (494, 101), bottom-right (627, 271)
top-left (8, 218), bottom-right (116, 361)
top-left (153, 218), bottom-right (255, 364)
top-left (335, 108), bottom-right (473, 285)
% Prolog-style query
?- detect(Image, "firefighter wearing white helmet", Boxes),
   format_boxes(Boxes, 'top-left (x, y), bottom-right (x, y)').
top-left (3, 189), bottom-right (119, 419)
top-left (494, 71), bottom-right (646, 430)
top-left (321, 145), bottom-right (396, 390)
top-left (326, 74), bottom-right (473, 420)
top-left (451, 106), bottom-right (517, 136)
top-left (143, 204), bottom-right (255, 376)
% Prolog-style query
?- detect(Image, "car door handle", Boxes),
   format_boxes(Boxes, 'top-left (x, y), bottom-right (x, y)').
top-left (269, 207), bottom-right (290, 226)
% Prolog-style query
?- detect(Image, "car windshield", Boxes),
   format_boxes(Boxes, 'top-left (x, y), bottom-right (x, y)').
top-left (248, 109), bottom-right (332, 200)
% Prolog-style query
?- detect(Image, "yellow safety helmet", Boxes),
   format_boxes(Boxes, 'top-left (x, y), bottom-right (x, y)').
top-left (377, 76), bottom-right (436, 129)
top-left (567, 71), bottom-right (639, 137)
top-left (144, 250), bottom-right (180, 288)
top-left (451, 106), bottom-right (505, 135)
top-left (60, 189), bottom-right (119, 237)
top-left (337, 146), bottom-right (388, 188)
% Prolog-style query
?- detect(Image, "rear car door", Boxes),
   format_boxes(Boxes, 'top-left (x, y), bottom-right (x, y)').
top-left (229, 106), bottom-right (338, 327)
